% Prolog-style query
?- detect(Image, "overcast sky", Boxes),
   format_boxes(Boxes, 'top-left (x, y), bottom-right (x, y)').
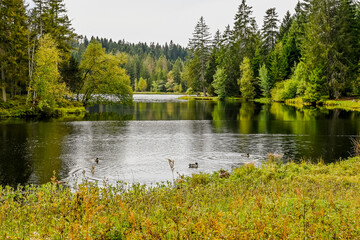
top-left (49, 0), bottom-right (299, 46)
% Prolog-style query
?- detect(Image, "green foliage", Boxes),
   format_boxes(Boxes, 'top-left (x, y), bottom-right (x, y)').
top-left (212, 67), bottom-right (228, 100)
top-left (269, 42), bottom-right (287, 83)
top-left (258, 64), bottom-right (271, 98)
top-left (302, 0), bottom-right (359, 99)
top-left (239, 57), bottom-right (256, 99)
top-left (151, 79), bottom-right (166, 92)
top-left (0, 0), bottom-right (29, 102)
top-left (303, 68), bottom-right (326, 103)
top-left (79, 41), bottom-right (133, 105)
top-left (188, 16), bottom-right (212, 96)
top-left (261, 8), bottom-right (279, 55)
top-left (271, 78), bottom-right (298, 102)
top-left (29, 34), bottom-right (69, 110)
top-left (185, 87), bottom-right (195, 95)
top-left (61, 55), bottom-right (82, 93)
top-left (2, 157), bottom-right (360, 238)
top-left (138, 77), bottom-right (147, 92)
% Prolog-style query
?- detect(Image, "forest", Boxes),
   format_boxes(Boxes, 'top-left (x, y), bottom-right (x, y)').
top-left (186, 0), bottom-right (360, 102)
top-left (1, 0), bottom-right (360, 115)
top-left (0, 0), bottom-right (187, 115)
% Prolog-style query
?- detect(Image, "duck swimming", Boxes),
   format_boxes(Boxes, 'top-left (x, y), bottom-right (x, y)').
top-left (241, 153), bottom-right (250, 157)
top-left (189, 162), bottom-right (198, 168)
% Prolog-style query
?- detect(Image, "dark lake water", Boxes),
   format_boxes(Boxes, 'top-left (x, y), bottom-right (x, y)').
top-left (1, 94), bottom-right (360, 187)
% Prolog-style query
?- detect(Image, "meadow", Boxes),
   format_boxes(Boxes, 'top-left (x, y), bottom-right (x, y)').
top-left (1, 155), bottom-right (360, 239)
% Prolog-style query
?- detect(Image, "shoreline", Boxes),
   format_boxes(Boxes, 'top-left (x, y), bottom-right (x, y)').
top-left (1, 156), bottom-right (360, 238)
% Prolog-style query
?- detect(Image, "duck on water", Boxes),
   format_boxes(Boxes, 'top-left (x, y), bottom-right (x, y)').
top-left (189, 162), bottom-right (198, 168)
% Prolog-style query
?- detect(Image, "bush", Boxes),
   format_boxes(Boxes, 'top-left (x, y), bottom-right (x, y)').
top-left (271, 78), bottom-right (298, 101)
top-left (186, 87), bottom-right (195, 95)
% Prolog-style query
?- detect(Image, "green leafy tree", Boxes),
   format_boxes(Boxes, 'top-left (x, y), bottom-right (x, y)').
top-left (28, 0), bottom-right (76, 93)
top-left (258, 64), bottom-right (271, 98)
top-left (138, 77), bottom-right (147, 92)
top-left (79, 41), bottom-right (133, 105)
top-left (239, 57), bottom-right (256, 99)
top-left (269, 42), bottom-right (287, 83)
top-left (28, 34), bottom-right (68, 110)
top-left (212, 67), bottom-right (228, 100)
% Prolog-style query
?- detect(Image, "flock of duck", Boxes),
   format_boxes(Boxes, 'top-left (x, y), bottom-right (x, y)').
top-left (92, 153), bottom-right (249, 170)
top-left (56, 153), bottom-right (250, 185)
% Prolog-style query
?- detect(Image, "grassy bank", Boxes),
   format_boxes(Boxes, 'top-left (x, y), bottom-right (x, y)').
top-left (0, 96), bottom-right (86, 119)
top-left (323, 99), bottom-right (360, 111)
top-left (178, 96), bottom-right (243, 101)
top-left (133, 92), bottom-right (184, 95)
top-left (1, 157), bottom-right (360, 239)
top-left (253, 97), bottom-right (360, 112)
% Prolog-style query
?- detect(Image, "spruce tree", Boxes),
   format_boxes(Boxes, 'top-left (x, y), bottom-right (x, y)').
top-left (0, 0), bottom-right (29, 101)
top-left (229, 0), bottom-right (259, 94)
top-left (261, 8), bottom-right (279, 55)
top-left (188, 16), bottom-right (212, 96)
top-left (302, 0), bottom-right (358, 99)
top-left (278, 11), bottom-right (293, 41)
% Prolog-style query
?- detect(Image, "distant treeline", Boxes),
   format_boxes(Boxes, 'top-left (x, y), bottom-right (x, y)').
top-left (73, 36), bottom-right (187, 62)
top-left (72, 37), bottom-right (188, 92)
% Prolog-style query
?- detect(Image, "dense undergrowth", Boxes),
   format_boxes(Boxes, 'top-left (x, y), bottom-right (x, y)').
top-left (0, 96), bottom-right (85, 119)
top-left (1, 157), bottom-right (360, 239)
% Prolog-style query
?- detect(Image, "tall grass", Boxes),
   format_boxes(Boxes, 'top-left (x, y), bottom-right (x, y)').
top-left (1, 157), bottom-right (360, 239)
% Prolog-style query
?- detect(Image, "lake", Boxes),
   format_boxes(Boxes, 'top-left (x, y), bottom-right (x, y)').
top-left (1, 94), bottom-right (360, 187)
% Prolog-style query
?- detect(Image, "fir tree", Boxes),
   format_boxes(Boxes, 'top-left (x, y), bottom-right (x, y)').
top-left (261, 8), bottom-right (279, 55)
top-left (188, 16), bottom-right (212, 96)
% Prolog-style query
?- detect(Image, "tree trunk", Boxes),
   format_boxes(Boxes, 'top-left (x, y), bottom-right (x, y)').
top-left (1, 87), bottom-right (6, 102)
top-left (1, 65), bottom-right (6, 102)
top-left (201, 58), bottom-right (207, 97)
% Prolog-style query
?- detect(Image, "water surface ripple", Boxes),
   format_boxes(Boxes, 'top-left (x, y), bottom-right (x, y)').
top-left (0, 94), bottom-right (359, 186)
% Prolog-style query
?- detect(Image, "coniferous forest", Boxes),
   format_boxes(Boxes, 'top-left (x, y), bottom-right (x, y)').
top-left (1, 0), bottom-right (360, 114)
top-left (186, 0), bottom-right (360, 102)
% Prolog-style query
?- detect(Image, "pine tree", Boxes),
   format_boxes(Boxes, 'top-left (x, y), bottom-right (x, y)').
top-left (188, 16), bottom-right (212, 96)
top-left (44, 0), bottom-right (77, 56)
top-left (278, 11), bottom-right (293, 41)
top-left (212, 67), bottom-right (228, 100)
top-left (261, 8), bottom-right (279, 55)
top-left (28, 0), bottom-right (77, 88)
top-left (0, 0), bottom-right (29, 101)
top-left (302, 0), bottom-right (358, 99)
top-left (228, 0), bottom-right (259, 94)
